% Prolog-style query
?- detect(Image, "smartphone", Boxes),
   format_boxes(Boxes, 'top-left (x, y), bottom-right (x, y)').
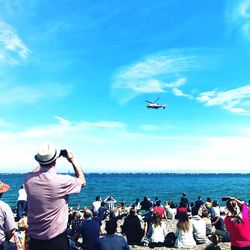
top-left (60, 149), bottom-right (68, 157)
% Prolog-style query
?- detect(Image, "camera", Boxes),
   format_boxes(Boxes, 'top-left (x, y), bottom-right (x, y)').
top-left (60, 149), bottom-right (68, 157)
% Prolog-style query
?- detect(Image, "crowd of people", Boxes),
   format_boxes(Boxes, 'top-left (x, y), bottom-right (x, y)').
top-left (0, 142), bottom-right (250, 250)
top-left (65, 193), bottom-right (250, 250)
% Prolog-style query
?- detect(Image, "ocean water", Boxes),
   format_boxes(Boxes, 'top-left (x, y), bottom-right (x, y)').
top-left (1, 173), bottom-right (250, 209)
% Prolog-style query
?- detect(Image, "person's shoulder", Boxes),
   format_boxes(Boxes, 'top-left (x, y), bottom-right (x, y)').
top-left (0, 200), bottom-right (12, 212)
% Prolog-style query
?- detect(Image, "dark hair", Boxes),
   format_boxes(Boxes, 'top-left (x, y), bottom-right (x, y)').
top-left (105, 219), bottom-right (117, 235)
top-left (177, 213), bottom-right (190, 233)
top-left (153, 213), bottom-right (162, 227)
top-left (212, 200), bottom-right (218, 207)
top-left (156, 200), bottom-right (161, 206)
top-left (202, 210), bottom-right (209, 218)
top-left (96, 196), bottom-right (100, 201)
top-left (179, 201), bottom-right (186, 208)
top-left (192, 206), bottom-right (199, 216)
top-left (129, 208), bottom-right (136, 216)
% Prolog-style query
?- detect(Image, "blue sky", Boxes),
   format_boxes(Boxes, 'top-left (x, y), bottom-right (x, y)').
top-left (1, 0), bottom-right (250, 173)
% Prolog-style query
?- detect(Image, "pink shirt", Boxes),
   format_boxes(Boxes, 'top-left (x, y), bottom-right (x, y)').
top-left (224, 203), bottom-right (250, 247)
top-left (25, 166), bottom-right (82, 240)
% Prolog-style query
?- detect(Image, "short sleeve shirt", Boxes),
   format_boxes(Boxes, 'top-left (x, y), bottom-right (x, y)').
top-left (225, 203), bottom-right (250, 247)
top-left (25, 166), bottom-right (82, 240)
top-left (0, 200), bottom-right (16, 245)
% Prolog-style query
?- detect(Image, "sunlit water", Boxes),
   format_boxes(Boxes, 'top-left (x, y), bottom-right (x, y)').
top-left (1, 173), bottom-right (249, 209)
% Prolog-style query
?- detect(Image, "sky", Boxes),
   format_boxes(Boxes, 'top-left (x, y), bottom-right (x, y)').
top-left (1, 0), bottom-right (250, 173)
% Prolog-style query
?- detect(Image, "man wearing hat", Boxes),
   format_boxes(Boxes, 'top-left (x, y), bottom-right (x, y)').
top-left (0, 181), bottom-right (16, 250)
top-left (25, 142), bottom-right (86, 250)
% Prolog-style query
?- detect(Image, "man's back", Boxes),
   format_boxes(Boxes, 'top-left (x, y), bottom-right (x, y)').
top-left (190, 215), bottom-right (207, 244)
top-left (25, 167), bottom-right (81, 240)
top-left (95, 234), bottom-right (130, 250)
top-left (78, 219), bottom-right (99, 249)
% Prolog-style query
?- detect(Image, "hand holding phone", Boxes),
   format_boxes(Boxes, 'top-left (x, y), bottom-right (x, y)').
top-left (60, 149), bottom-right (68, 157)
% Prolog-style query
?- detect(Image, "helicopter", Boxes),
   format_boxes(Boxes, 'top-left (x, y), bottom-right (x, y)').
top-left (145, 97), bottom-right (167, 109)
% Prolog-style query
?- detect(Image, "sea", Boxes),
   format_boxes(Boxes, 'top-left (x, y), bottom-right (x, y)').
top-left (1, 173), bottom-right (250, 210)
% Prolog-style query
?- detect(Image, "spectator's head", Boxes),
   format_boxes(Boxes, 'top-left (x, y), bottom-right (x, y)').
top-left (107, 196), bottom-right (112, 201)
top-left (206, 234), bottom-right (222, 250)
top-left (84, 209), bottom-right (93, 219)
top-left (198, 196), bottom-right (202, 200)
top-left (170, 202), bottom-right (176, 209)
top-left (177, 212), bottom-right (190, 233)
top-left (0, 181), bottom-right (10, 198)
top-left (105, 219), bottom-right (117, 235)
top-left (34, 142), bottom-right (59, 167)
top-left (182, 192), bottom-right (186, 197)
top-left (101, 201), bottom-right (105, 207)
top-left (120, 199), bottom-right (125, 207)
top-left (156, 200), bottom-right (161, 207)
top-left (96, 196), bottom-right (101, 201)
top-left (226, 200), bottom-right (241, 217)
top-left (153, 212), bottom-right (162, 227)
top-left (191, 206), bottom-right (199, 216)
top-left (129, 208), bottom-right (136, 216)
top-left (202, 210), bottom-right (209, 218)
top-left (212, 200), bottom-right (219, 207)
top-left (207, 197), bottom-right (211, 202)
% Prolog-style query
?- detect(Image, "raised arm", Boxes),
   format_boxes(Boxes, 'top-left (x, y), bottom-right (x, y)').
top-left (67, 152), bottom-right (86, 187)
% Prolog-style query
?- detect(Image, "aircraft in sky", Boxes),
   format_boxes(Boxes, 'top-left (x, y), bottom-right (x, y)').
top-left (145, 97), bottom-right (167, 109)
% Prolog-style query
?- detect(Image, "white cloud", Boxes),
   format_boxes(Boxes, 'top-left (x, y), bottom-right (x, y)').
top-left (197, 85), bottom-right (250, 115)
top-left (0, 21), bottom-right (30, 61)
top-left (140, 124), bottom-right (175, 131)
top-left (54, 116), bottom-right (71, 125)
top-left (226, 0), bottom-right (250, 40)
top-left (111, 50), bottom-right (206, 104)
top-left (0, 118), bottom-right (249, 173)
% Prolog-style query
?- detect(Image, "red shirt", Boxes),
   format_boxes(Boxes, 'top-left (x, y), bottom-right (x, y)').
top-left (224, 203), bottom-right (250, 247)
top-left (154, 206), bottom-right (165, 218)
top-left (177, 207), bottom-right (187, 215)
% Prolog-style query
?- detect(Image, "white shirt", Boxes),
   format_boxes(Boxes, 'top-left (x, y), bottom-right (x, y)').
top-left (166, 207), bottom-right (176, 220)
top-left (148, 222), bottom-right (168, 243)
top-left (211, 206), bottom-right (220, 218)
top-left (175, 224), bottom-right (196, 249)
top-left (18, 188), bottom-right (27, 201)
top-left (190, 215), bottom-right (207, 244)
top-left (92, 200), bottom-right (101, 212)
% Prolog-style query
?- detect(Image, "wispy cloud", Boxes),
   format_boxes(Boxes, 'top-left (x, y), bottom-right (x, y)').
top-left (0, 83), bottom-right (70, 105)
top-left (197, 85), bottom-right (250, 114)
top-left (226, 0), bottom-right (250, 40)
top-left (140, 123), bottom-right (175, 132)
top-left (0, 21), bottom-right (30, 61)
top-left (111, 50), bottom-right (210, 104)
